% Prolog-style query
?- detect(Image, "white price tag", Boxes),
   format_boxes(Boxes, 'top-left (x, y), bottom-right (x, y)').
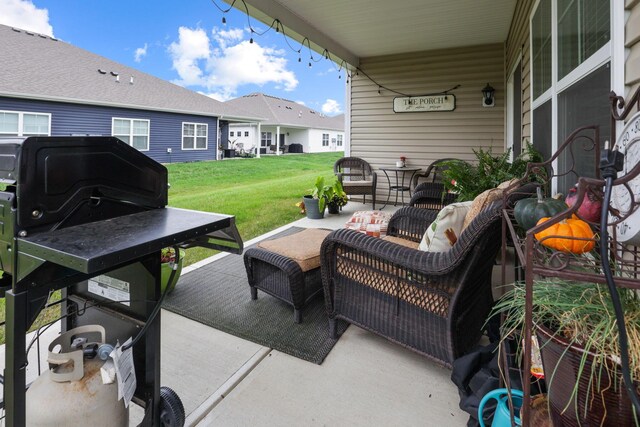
top-left (111, 338), bottom-right (137, 407)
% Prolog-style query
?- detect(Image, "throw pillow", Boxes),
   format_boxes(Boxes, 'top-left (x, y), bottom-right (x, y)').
top-left (344, 210), bottom-right (393, 237)
top-left (419, 201), bottom-right (473, 252)
top-left (462, 178), bottom-right (520, 229)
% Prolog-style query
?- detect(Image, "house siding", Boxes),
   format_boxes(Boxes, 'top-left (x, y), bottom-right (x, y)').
top-left (349, 43), bottom-right (505, 199)
top-left (505, 0), bottom-right (535, 150)
top-left (0, 97), bottom-right (218, 163)
top-left (627, 0), bottom-right (640, 96)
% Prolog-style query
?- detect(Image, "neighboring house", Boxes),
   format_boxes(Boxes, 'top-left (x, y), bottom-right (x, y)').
top-left (235, 0), bottom-right (636, 198)
top-left (0, 24), bottom-right (259, 163)
top-left (224, 93), bottom-right (344, 155)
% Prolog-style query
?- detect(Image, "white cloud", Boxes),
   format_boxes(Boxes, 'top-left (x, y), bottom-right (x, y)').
top-left (0, 0), bottom-right (53, 36)
top-left (168, 27), bottom-right (211, 86)
top-left (322, 99), bottom-right (342, 115)
top-left (134, 43), bottom-right (148, 62)
top-left (295, 100), bottom-right (306, 106)
top-left (169, 25), bottom-right (298, 100)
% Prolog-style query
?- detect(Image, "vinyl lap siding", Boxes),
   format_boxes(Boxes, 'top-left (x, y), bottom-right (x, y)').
top-left (626, 0), bottom-right (640, 96)
top-left (350, 44), bottom-right (505, 200)
top-left (0, 97), bottom-right (218, 163)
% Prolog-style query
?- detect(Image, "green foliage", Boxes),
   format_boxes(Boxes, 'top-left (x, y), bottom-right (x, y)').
top-left (442, 142), bottom-right (543, 201)
top-left (308, 176), bottom-right (348, 212)
top-left (491, 278), bottom-right (640, 406)
top-left (328, 179), bottom-right (348, 208)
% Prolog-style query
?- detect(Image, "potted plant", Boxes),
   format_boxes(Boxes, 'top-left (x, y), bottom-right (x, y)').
top-left (491, 278), bottom-right (640, 425)
top-left (302, 176), bottom-right (330, 219)
top-left (442, 143), bottom-right (543, 201)
top-left (327, 180), bottom-right (348, 214)
top-left (160, 247), bottom-right (185, 293)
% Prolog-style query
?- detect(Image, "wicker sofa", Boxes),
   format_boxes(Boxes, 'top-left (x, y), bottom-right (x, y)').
top-left (320, 183), bottom-right (535, 367)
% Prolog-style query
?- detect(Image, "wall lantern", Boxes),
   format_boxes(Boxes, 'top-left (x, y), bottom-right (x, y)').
top-left (482, 83), bottom-right (495, 107)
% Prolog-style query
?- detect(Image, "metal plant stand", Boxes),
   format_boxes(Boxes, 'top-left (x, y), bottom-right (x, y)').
top-left (499, 89), bottom-right (640, 425)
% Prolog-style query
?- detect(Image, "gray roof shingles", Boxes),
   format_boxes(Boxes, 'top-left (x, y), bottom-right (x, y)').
top-left (0, 24), bottom-right (259, 121)
top-left (224, 93), bottom-right (344, 131)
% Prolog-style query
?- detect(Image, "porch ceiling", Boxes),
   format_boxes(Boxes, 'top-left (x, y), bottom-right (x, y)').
top-left (230, 0), bottom-right (517, 67)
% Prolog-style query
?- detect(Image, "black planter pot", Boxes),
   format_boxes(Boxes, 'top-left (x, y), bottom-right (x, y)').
top-left (303, 196), bottom-right (324, 219)
top-left (327, 202), bottom-right (340, 215)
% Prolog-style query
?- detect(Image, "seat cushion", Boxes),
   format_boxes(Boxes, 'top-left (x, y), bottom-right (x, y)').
top-left (382, 235), bottom-right (420, 249)
top-left (257, 228), bottom-right (331, 272)
top-left (419, 201), bottom-right (473, 252)
top-left (342, 180), bottom-right (373, 187)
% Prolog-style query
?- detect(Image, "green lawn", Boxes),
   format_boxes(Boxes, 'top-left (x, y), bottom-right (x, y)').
top-left (167, 152), bottom-right (342, 265)
top-left (0, 152), bottom-right (342, 343)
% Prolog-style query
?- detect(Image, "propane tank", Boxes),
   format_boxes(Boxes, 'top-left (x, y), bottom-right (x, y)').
top-left (26, 325), bottom-right (129, 426)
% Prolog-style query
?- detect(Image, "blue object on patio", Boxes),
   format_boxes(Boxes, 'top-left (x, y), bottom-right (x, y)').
top-left (478, 388), bottom-right (523, 427)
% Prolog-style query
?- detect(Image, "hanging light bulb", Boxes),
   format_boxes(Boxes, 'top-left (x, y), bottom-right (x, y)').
top-left (250, 37), bottom-right (254, 43)
top-left (308, 62), bottom-right (312, 68)
top-left (222, 16), bottom-right (226, 24)
top-left (298, 57), bottom-right (301, 62)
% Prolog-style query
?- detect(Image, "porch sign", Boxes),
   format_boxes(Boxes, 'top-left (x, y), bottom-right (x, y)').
top-left (393, 95), bottom-right (455, 113)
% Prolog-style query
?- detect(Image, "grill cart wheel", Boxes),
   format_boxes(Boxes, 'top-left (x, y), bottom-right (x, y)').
top-left (160, 386), bottom-right (185, 427)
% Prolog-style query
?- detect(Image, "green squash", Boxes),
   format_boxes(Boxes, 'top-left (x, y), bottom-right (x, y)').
top-left (514, 187), bottom-right (568, 230)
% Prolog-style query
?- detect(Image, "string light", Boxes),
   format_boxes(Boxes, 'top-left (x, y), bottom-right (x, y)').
top-left (209, 0), bottom-right (461, 98)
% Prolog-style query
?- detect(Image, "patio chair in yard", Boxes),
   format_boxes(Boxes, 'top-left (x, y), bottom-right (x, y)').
top-left (334, 157), bottom-right (377, 209)
top-left (320, 182), bottom-right (536, 368)
top-left (409, 158), bottom-right (466, 210)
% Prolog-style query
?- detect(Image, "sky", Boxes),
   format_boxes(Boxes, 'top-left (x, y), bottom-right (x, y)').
top-left (0, 0), bottom-right (346, 115)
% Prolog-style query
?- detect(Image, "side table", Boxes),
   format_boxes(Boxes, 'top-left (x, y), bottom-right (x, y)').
top-left (380, 166), bottom-right (421, 208)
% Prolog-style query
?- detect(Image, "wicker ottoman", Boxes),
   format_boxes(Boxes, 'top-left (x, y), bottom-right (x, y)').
top-left (243, 228), bottom-right (331, 323)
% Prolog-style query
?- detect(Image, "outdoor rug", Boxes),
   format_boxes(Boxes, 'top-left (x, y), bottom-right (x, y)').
top-left (163, 227), bottom-right (348, 364)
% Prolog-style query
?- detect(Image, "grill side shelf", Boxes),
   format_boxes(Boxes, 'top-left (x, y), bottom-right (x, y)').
top-left (16, 207), bottom-right (240, 274)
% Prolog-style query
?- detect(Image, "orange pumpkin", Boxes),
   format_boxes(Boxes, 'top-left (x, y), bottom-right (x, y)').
top-left (534, 216), bottom-right (595, 253)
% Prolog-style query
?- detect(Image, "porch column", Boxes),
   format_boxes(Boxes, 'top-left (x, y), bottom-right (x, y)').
top-left (256, 122), bottom-right (261, 158)
top-left (276, 125), bottom-right (281, 156)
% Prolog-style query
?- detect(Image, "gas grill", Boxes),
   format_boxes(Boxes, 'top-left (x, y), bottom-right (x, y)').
top-left (0, 136), bottom-right (243, 426)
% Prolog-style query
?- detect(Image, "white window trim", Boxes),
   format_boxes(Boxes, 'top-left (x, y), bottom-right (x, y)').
top-left (181, 122), bottom-right (208, 150)
top-left (111, 117), bottom-right (150, 151)
top-left (529, 0), bottom-right (615, 189)
top-left (506, 56), bottom-right (522, 160)
top-left (322, 133), bottom-right (330, 147)
top-left (0, 110), bottom-right (51, 136)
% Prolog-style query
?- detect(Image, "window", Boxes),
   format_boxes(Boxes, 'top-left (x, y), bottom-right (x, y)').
top-left (0, 110), bottom-right (50, 136)
top-left (322, 133), bottom-right (329, 147)
top-left (337, 134), bottom-right (343, 147)
top-left (112, 118), bottom-right (149, 150)
top-left (530, 0), bottom-right (611, 193)
top-left (182, 122), bottom-right (208, 150)
top-left (531, 0), bottom-right (552, 99)
top-left (230, 131), bottom-right (234, 137)
top-left (557, 0), bottom-right (610, 80)
top-left (261, 132), bottom-right (272, 147)
top-left (244, 131), bottom-right (249, 137)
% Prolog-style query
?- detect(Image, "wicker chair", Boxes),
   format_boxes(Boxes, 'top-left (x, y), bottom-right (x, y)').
top-left (409, 158), bottom-right (465, 210)
top-left (320, 183), bottom-right (536, 368)
top-left (334, 157), bottom-right (377, 209)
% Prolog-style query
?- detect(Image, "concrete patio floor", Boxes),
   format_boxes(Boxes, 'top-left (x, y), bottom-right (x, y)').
top-left (158, 201), bottom-right (470, 426)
